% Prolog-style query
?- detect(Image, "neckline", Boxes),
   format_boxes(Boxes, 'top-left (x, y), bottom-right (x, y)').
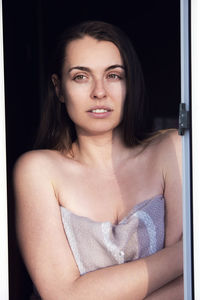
top-left (60, 194), bottom-right (164, 226)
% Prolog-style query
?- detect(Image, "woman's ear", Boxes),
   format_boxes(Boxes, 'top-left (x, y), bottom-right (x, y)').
top-left (51, 74), bottom-right (65, 103)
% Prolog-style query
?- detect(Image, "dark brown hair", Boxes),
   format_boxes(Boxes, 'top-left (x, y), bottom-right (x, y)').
top-left (34, 20), bottom-right (148, 151)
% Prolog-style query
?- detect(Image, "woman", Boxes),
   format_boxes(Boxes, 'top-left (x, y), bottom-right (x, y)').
top-left (14, 21), bottom-right (183, 299)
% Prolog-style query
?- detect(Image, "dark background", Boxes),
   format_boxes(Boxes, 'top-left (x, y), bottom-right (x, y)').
top-left (3, 0), bottom-right (180, 299)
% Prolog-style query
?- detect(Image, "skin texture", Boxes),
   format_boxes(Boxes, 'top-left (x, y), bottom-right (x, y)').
top-left (14, 36), bottom-right (183, 299)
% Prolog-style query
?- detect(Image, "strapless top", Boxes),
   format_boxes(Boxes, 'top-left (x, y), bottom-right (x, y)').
top-left (60, 195), bottom-right (165, 275)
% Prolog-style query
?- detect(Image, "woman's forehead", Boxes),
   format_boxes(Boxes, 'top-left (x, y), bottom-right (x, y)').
top-left (64, 36), bottom-right (123, 69)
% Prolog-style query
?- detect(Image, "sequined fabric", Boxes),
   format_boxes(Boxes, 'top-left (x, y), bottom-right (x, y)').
top-left (60, 195), bottom-right (165, 275)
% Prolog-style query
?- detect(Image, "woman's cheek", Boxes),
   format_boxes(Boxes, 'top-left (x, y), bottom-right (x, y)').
top-left (106, 81), bottom-right (126, 100)
top-left (64, 95), bottom-right (86, 124)
top-left (66, 84), bottom-right (91, 103)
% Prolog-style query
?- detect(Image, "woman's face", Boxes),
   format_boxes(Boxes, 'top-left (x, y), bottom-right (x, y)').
top-left (55, 35), bottom-right (126, 136)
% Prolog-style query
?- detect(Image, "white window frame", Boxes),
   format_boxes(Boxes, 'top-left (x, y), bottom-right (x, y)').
top-left (178, 1), bottom-right (200, 298)
top-left (181, 0), bottom-right (193, 299)
top-left (191, 0), bottom-right (200, 299)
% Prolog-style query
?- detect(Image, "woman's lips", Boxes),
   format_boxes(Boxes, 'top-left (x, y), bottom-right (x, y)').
top-left (86, 107), bottom-right (113, 118)
top-left (86, 110), bottom-right (112, 118)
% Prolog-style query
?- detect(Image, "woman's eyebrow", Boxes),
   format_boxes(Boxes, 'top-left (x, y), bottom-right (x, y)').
top-left (68, 64), bottom-right (125, 73)
top-left (105, 64), bottom-right (125, 71)
top-left (68, 66), bottom-right (90, 73)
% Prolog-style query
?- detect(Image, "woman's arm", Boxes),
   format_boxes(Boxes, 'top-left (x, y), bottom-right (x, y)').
top-left (145, 275), bottom-right (183, 300)
top-left (14, 151), bottom-right (183, 300)
top-left (143, 130), bottom-right (183, 300)
top-left (161, 130), bottom-right (183, 247)
top-left (68, 242), bottom-right (182, 300)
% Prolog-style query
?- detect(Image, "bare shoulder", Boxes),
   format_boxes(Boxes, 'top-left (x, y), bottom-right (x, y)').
top-left (14, 149), bottom-right (56, 174)
top-left (148, 129), bottom-right (181, 148)
top-left (13, 149), bottom-right (71, 207)
top-left (13, 150), bottom-right (57, 204)
top-left (13, 149), bottom-right (73, 179)
top-left (158, 129), bottom-right (181, 149)
top-left (146, 129), bottom-right (182, 163)
top-left (13, 149), bottom-right (77, 207)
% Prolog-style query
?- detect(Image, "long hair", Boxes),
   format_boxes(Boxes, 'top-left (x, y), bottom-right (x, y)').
top-left (34, 20), bottom-right (149, 151)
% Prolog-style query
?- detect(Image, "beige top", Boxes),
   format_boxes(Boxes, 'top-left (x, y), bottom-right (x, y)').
top-left (60, 194), bottom-right (165, 275)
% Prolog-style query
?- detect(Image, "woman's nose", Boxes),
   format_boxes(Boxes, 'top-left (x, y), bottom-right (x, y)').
top-left (90, 79), bottom-right (106, 99)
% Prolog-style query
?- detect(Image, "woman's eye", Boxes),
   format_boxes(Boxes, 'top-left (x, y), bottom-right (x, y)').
top-left (73, 74), bottom-right (87, 81)
top-left (107, 73), bottom-right (122, 80)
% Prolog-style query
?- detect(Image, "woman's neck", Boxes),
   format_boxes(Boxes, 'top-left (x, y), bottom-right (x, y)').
top-left (71, 128), bottom-right (130, 171)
